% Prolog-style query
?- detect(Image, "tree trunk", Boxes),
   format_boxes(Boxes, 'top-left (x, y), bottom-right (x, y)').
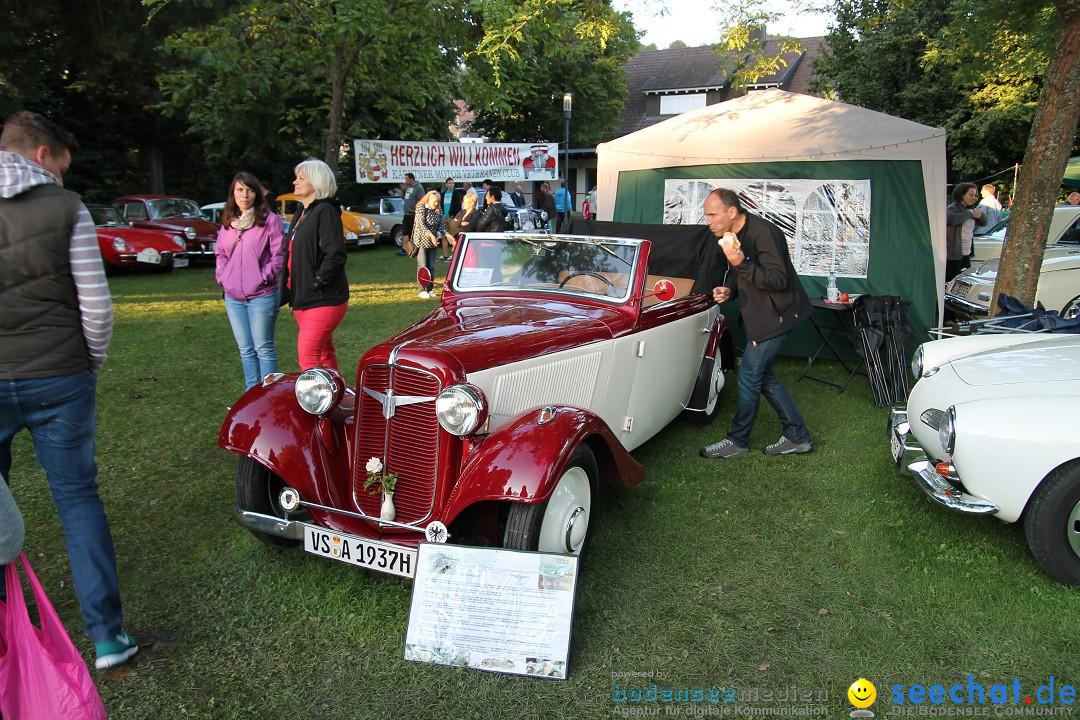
top-left (993, 1), bottom-right (1080, 310)
top-left (325, 45), bottom-right (346, 166)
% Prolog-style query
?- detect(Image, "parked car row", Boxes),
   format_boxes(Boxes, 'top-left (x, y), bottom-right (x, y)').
top-left (88, 204), bottom-right (189, 272)
top-left (946, 206), bottom-right (1080, 318)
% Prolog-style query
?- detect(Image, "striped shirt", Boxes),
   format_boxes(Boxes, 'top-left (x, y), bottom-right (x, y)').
top-left (0, 151), bottom-right (113, 372)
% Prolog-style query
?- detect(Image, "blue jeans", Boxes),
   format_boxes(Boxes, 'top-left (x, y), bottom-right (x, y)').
top-left (416, 246), bottom-right (436, 291)
top-left (224, 290), bottom-right (280, 389)
top-left (0, 370), bottom-right (123, 642)
top-left (727, 334), bottom-right (811, 447)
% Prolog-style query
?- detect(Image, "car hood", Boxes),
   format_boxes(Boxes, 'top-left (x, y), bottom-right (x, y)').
top-left (967, 246), bottom-right (1080, 280)
top-left (950, 335), bottom-right (1080, 386)
top-left (96, 227), bottom-right (182, 249)
top-left (381, 298), bottom-right (622, 372)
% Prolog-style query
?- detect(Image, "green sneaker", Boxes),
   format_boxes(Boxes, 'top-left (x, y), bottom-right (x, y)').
top-left (94, 630), bottom-right (138, 669)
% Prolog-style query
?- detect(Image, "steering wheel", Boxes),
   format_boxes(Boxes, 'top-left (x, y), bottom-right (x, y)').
top-left (559, 271), bottom-right (616, 292)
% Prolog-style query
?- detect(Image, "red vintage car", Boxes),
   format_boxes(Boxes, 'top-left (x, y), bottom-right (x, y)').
top-left (112, 195), bottom-right (220, 258)
top-left (87, 204), bottom-right (189, 271)
top-left (220, 232), bottom-right (735, 578)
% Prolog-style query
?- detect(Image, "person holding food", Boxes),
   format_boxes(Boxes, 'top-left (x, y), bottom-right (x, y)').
top-left (699, 188), bottom-right (813, 460)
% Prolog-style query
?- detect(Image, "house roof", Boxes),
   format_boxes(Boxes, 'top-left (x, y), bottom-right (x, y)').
top-left (615, 37), bottom-right (827, 138)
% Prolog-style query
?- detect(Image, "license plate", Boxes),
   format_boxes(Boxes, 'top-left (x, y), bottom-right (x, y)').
top-left (357, 236), bottom-right (376, 246)
top-left (136, 248), bottom-right (161, 264)
top-left (303, 525), bottom-right (416, 578)
top-left (173, 257), bottom-right (189, 268)
top-left (891, 431), bottom-right (904, 464)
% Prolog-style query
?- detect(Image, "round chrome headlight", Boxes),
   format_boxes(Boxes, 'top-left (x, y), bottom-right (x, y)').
top-left (372, 221), bottom-right (381, 232)
top-left (436, 384), bottom-right (487, 436)
top-left (112, 237), bottom-right (129, 252)
top-left (911, 345), bottom-right (924, 379)
top-left (172, 235), bottom-right (187, 250)
top-left (295, 368), bottom-right (344, 415)
top-left (184, 227), bottom-right (196, 239)
top-left (937, 406), bottom-right (956, 456)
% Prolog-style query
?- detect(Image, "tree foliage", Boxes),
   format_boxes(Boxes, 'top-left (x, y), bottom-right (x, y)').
top-left (462, 0), bottom-right (638, 146)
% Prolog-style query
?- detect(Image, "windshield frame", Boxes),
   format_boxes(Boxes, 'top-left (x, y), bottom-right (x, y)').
top-left (447, 233), bottom-right (644, 305)
top-left (147, 198), bottom-right (203, 220)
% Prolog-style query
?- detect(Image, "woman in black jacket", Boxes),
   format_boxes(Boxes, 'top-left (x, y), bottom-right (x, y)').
top-left (280, 158), bottom-right (349, 370)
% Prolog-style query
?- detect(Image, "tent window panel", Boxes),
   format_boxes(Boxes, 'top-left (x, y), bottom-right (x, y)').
top-left (660, 94), bottom-right (707, 115)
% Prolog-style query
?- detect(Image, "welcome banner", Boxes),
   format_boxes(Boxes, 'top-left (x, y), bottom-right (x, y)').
top-left (354, 140), bottom-right (559, 184)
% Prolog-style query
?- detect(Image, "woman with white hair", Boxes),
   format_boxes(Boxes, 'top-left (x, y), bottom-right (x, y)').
top-left (280, 158), bottom-right (349, 370)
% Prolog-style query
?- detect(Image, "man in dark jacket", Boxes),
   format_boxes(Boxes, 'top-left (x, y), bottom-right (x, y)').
top-left (699, 188), bottom-right (813, 459)
top-left (477, 187), bottom-right (508, 232)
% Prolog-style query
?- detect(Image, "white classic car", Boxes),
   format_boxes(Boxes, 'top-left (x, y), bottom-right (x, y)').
top-left (890, 332), bottom-right (1080, 584)
top-left (946, 214), bottom-right (1080, 318)
top-left (972, 205), bottom-right (1080, 261)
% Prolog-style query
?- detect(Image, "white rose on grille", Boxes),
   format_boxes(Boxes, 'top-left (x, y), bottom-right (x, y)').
top-left (366, 457), bottom-right (383, 474)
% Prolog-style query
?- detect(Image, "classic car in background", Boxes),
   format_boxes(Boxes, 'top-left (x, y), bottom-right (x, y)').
top-left (890, 332), bottom-right (1080, 584)
top-left (946, 211), bottom-right (1080, 319)
top-left (220, 232), bottom-right (735, 578)
top-left (112, 195), bottom-right (220, 258)
top-left (87, 204), bottom-right (189, 272)
top-left (277, 193), bottom-right (380, 247)
top-left (201, 201), bottom-right (225, 224)
top-left (353, 196), bottom-right (404, 246)
top-left (972, 205), bottom-right (1080, 260)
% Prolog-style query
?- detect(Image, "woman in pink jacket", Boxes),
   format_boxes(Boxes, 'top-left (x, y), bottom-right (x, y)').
top-left (215, 171), bottom-right (285, 389)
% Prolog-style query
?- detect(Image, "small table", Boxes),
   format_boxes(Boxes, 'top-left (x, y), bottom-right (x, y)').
top-left (798, 298), bottom-right (864, 394)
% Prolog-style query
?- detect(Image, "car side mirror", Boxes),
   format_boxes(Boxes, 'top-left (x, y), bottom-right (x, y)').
top-left (417, 267), bottom-right (443, 289)
top-left (635, 279), bottom-right (676, 305)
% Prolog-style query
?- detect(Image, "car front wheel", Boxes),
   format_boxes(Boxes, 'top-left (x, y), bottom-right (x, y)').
top-left (503, 445), bottom-right (597, 557)
top-left (236, 456), bottom-right (301, 549)
top-left (1024, 460), bottom-right (1080, 585)
top-left (392, 226), bottom-right (403, 247)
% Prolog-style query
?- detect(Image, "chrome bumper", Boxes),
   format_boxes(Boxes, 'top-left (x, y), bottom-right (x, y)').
top-left (887, 407), bottom-right (923, 475)
top-left (906, 459), bottom-right (998, 515)
top-left (233, 507), bottom-right (305, 539)
top-left (944, 293), bottom-right (989, 318)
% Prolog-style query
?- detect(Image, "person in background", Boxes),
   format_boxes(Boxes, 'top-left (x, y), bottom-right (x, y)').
top-left (1065, 192), bottom-right (1080, 206)
top-left (260, 180), bottom-right (277, 213)
top-left (1, 473), bottom-right (25, 565)
top-left (477, 178), bottom-right (491, 208)
top-left (453, 192), bottom-right (480, 239)
top-left (553, 179), bottom-right (573, 232)
top-left (581, 191), bottom-right (592, 220)
top-left (699, 188), bottom-right (813, 460)
top-left (280, 158), bottom-right (349, 370)
top-left (398, 172), bottom-right (424, 256)
top-left (510, 184), bottom-right (526, 208)
top-left (974, 184), bottom-right (1002, 234)
top-left (413, 190), bottom-right (451, 298)
top-left (945, 183), bottom-right (986, 282)
top-left (477, 186), bottom-right (508, 232)
top-left (535, 181), bottom-right (557, 231)
top-left (440, 178), bottom-right (463, 260)
top-left (0, 110), bottom-right (137, 669)
top-left (215, 171), bottom-right (286, 390)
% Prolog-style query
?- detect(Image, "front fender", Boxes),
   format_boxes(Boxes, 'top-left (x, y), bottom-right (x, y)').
top-left (218, 375), bottom-right (352, 505)
top-left (441, 406), bottom-right (643, 523)
top-left (952, 396), bottom-right (1080, 523)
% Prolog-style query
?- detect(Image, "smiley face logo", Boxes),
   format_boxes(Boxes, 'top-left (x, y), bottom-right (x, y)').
top-left (848, 678), bottom-right (877, 709)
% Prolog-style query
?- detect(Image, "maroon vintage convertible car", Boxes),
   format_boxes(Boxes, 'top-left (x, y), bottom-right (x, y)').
top-left (219, 232), bottom-right (734, 577)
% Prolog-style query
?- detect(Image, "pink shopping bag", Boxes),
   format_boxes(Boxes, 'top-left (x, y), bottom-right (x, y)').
top-left (0, 552), bottom-right (107, 720)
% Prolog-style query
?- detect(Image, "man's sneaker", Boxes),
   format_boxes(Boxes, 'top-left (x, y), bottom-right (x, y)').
top-left (418, 290), bottom-right (431, 299)
top-left (763, 436), bottom-right (813, 456)
top-left (699, 438), bottom-right (749, 459)
top-left (95, 630), bottom-right (138, 669)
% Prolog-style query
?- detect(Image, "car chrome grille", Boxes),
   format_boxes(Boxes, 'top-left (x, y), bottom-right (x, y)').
top-left (354, 365), bottom-right (440, 525)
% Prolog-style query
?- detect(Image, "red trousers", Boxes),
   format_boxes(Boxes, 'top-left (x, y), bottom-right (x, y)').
top-left (293, 303), bottom-right (348, 371)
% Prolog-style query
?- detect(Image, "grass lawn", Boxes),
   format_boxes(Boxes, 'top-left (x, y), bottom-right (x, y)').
top-left (8, 244), bottom-right (1077, 719)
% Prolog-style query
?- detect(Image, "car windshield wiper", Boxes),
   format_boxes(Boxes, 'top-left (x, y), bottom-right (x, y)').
top-left (585, 239), bottom-right (632, 267)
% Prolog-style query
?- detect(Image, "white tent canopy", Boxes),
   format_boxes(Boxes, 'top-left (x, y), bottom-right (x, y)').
top-left (597, 89), bottom-right (948, 323)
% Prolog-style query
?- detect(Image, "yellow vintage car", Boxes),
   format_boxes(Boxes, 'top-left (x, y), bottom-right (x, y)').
top-left (277, 193), bottom-right (380, 247)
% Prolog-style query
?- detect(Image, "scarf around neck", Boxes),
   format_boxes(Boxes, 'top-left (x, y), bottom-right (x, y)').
top-left (231, 208), bottom-right (255, 232)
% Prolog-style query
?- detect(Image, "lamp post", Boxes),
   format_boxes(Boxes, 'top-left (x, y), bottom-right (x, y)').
top-left (562, 92), bottom-right (572, 192)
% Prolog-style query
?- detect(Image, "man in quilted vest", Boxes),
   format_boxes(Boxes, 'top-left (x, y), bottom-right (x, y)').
top-left (0, 111), bottom-right (138, 669)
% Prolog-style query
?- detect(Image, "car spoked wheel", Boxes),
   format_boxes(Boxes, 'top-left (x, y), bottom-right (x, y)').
top-left (1024, 461), bottom-right (1080, 585)
top-left (684, 355), bottom-right (723, 427)
top-left (504, 445), bottom-right (598, 557)
top-left (392, 226), bottom-right (403, 247)
top-left (1061, 295), bottom-right (1080, 320)
top-left (236, 456), bottom-right (301, 549)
